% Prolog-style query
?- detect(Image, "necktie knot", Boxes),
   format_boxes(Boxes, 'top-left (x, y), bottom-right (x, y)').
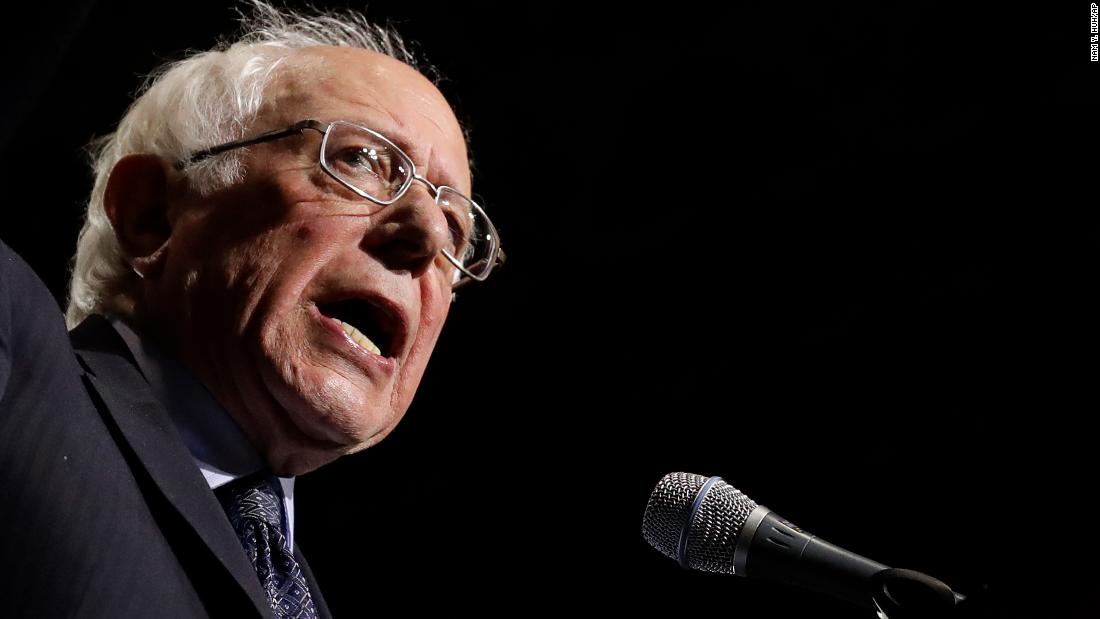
top-left (217, 473), bottom-right (285, 534)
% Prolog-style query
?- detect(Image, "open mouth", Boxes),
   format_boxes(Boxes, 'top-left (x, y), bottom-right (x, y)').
top-left (316, 298), bottom-right (399, 358)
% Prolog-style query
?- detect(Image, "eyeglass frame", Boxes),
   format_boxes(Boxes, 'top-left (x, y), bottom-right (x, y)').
top-left (175, 118), bottom-right (504, 288)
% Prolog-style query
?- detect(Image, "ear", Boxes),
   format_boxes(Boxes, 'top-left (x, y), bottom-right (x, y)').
top-left (104, 154), bottom-right (174, 278)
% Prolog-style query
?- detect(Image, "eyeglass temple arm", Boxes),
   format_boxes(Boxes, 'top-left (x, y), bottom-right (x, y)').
top-left (175, 119), bottom-right (328, 169)
top-left (452, 248), bottom-right (506, 291)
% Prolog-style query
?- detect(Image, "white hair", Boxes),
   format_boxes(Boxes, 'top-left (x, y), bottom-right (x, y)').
top-left (66, 0), bottom-right (434, 327)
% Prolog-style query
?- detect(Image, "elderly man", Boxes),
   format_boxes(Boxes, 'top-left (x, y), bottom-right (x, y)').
top-left (0, 2), bottom-right (499, 618)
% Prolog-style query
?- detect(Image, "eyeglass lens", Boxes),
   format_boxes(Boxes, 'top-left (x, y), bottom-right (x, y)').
top-left (320, 121), bottom-right (495, 278)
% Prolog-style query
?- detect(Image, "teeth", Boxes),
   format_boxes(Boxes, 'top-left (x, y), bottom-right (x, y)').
top-left (339, 320), bottom-right (382, 355)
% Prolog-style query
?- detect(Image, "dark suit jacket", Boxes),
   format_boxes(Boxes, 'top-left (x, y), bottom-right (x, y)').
top-left (0, 240), bottom-right (332, 618)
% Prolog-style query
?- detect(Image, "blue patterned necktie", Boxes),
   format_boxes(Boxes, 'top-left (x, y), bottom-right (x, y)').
top-left (216, 474), bottom-right (318, 619)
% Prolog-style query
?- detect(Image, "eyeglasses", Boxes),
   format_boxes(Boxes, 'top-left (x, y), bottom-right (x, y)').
top-left (178, 119), bottom-right (503, 288)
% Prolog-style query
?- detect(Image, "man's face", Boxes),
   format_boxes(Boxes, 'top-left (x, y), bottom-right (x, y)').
top-left (150, 47), bottom-right (470, 474)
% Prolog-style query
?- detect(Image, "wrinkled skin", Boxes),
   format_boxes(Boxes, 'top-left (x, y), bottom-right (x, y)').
top-left (113, 47), bottom-right (470, 474)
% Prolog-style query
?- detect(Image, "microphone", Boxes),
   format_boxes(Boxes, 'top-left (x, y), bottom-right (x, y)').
top-left (642, 472), bottom-right (960, 614)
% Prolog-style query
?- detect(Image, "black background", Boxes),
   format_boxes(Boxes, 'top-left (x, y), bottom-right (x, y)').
top-left (1, 1), bottom-right (1096, 617)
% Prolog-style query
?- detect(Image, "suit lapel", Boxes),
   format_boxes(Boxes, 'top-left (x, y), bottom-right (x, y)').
top-left (71, 316), bottom-right (272, 618)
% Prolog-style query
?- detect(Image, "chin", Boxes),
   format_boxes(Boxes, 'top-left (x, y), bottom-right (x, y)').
top-left (266, 360), bottom-right (394, 432)
top-left (268, 405), bottom-right (402, 476)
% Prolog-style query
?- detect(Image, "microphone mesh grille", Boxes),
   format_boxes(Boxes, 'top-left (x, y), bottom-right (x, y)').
top-left (642, 472), bottom-right (758, 574)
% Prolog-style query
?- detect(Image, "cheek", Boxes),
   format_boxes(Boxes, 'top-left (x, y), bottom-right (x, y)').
top-left (394, 287), bottom-right (452, 399)
top-left (417, 281), bottom-right (451, 349)
top-left (236, 222), bottom-right (349, 327)
top-left (419, 303), bottom-right (449, 348)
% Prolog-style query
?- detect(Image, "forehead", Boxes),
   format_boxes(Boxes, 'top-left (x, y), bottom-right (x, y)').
top-left (266, 46), bottom-right (470, 191)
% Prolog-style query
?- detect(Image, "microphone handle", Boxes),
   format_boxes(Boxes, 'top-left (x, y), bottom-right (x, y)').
top-left (737, 507), bottom-right (888, 610)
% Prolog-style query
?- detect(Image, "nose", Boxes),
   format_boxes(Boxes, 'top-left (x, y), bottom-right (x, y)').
top-left (361, 181), bottom-right (451, 277)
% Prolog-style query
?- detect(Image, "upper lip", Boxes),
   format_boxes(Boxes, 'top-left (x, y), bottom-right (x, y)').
top-left (314, 289), bottom-right (409, 358)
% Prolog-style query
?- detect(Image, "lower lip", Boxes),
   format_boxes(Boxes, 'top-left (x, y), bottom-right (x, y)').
top-left (310, 304), bottom-right (397, 376)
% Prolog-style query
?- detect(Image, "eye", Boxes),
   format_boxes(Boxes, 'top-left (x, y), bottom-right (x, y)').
top-left (444, 210), bottom-right (473, 257)
top-left (332, 146), bottom-right (388, 176)
top-left (438, 194), bottom-right (474, 258)
top-left (326, 142), bottom-right (411, 198)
